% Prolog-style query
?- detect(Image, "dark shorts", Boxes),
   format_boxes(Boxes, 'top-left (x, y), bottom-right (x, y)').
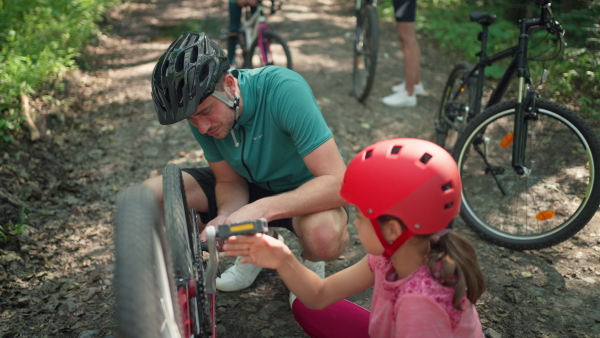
top-left (182, 167), bottom-right (349, 234)
top-left (392, 0), bottom-right (416, 22)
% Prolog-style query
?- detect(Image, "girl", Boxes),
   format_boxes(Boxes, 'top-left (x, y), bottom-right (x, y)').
top-left (223, 138), bottom-right (486, 337)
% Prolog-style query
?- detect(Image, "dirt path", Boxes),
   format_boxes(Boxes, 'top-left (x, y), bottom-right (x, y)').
top-left (1, 0), bottom-right (599, 337)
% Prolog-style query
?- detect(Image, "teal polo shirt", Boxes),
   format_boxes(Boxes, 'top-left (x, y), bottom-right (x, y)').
top-left (189, 66), bottom-right (336, 192)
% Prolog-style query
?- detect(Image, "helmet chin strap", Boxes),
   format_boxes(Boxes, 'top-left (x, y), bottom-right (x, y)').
top-left (212, 91), bottom-right (240, 127)
top-left (370, 219), bottom-right (414, 259)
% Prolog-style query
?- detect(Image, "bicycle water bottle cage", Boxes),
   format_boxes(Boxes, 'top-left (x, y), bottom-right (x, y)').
top-left (470, 11), bottom-right (496, 26)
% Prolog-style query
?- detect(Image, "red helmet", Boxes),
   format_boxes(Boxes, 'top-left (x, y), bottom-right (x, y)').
top-left (340, 138), bottom-right (461, 258)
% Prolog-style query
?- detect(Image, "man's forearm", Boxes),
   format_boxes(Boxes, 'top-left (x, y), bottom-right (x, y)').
top-left (258, 175), bottom-right (347, 221)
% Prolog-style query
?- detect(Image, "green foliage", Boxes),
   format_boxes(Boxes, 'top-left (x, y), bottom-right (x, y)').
top-left (0, 0), bottom-right (119, 142)
top-left (416, 0), bottom-right (599, 119)
top-left (0, 207), bottom-right (29, 243)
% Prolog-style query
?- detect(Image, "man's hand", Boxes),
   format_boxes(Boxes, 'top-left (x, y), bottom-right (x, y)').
top-left (222, 198), bottom-right (270, 224)
top-left (223, 233), bottom-right (293, 269)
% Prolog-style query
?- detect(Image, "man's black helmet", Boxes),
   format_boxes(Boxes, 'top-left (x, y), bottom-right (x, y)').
top-left (151, 32), bottom-right (230, 125)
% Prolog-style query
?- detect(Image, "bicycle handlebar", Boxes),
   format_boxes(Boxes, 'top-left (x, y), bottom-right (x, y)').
top-left (538, 0), bottom-right (565, 43)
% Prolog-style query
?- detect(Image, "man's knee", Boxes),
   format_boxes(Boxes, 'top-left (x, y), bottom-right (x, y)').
top-left (298, 211), bottom-right (349, 260)
top-left (142, 176), bottom-right (164, 203)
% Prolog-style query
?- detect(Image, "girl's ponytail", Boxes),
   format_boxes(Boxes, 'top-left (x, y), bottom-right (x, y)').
top-left (427, 230), bottom-right (486, 310)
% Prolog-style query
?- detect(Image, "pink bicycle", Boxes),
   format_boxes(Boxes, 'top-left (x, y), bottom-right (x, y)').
top-left (233, 0), bottom-right (293, 69)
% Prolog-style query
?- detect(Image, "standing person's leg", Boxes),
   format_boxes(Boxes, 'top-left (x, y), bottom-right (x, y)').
top-left (397, 21), bottom-right (421, 96)
top-left (382, 0), bottom-right (422, 107)
top-left (228, 1), bottom-right (243, 67)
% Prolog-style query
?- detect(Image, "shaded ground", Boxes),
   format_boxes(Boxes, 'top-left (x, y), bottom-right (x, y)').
top-left (1, 0), bottom-right (599, 337)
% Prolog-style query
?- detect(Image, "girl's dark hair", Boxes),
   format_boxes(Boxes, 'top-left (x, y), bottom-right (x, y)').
top-left (425, 229), bottom-right (486, 310)
top-left (378, 216), bottom-right (486, 310)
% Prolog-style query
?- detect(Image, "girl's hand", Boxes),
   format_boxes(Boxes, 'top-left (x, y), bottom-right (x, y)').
top-left (223, 233), bottom-right (292, 270)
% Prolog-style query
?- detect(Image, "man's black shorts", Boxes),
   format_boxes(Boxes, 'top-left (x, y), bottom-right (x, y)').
top-left (182, 167), bottom-right (349, 234)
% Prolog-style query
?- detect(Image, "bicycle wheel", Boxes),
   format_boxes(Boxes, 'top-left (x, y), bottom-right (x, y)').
top-left (453, 99), bottom-right (600, 250)
top-left (352, 3), bottom-right (379, 102)
top-left (163, 164), bottom-right (214, 338)
top-left (163, 164), bottom-right (196, 336)
top-left (248, 30), bottom-right (293, 69)
top-left (114, 186), bottom-right (182, 338)
top-left (435, 62), bottom-right (477, 151)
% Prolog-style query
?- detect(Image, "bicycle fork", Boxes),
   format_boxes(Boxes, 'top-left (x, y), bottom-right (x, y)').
top-left (472, 77), bottom-right (538, 196)
top-left (257, 19), bottom-right (271, 66)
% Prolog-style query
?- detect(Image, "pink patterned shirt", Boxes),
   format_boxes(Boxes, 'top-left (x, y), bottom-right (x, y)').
top-left (368, 254), bottom-right (484, 338)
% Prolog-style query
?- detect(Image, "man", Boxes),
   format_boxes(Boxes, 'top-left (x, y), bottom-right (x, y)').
top-left (143, 32), bottom-right (349, 305)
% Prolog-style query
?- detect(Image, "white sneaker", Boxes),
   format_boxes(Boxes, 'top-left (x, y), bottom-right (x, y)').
top-left (391, 81), bottom-right (424, 95)
top-left (216, 231), bottom-right (284, 292)
top-left (382, 88), bottom-right (417, 107)
top-left (289, 257), bottom-right (325, 308)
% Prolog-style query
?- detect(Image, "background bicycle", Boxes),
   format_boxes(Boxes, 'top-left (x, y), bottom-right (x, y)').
top-left (435, 0), bottom-right (600, 250)
top-left (114, 164), bottom-right (268, 338)
top-left (352, 0), bottom-right (379, 102)
top-left (232, 0), bottom-right (292, 69)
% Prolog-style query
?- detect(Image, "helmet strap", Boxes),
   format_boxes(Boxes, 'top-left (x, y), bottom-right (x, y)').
top-left (212, 91), bottom-right (240, 127)
top-left (383, 230), bottom-right (413, 259)
top-left (371, 219), bottom-right (414, 259)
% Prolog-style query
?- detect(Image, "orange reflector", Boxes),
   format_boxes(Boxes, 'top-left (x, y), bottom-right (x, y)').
top-left (536, 210), bottom-right (556, 221)
top-left (500, 133), bottom-right (514, 149)
top-left (460, 87), bottom-right (465, 92)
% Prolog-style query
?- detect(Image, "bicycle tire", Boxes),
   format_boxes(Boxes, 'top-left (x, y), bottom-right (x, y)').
top-left (453, 99), bottom-right (600, 250)
top-left (163, 164), bottom-right (194, 278)
top-left (248, 30), bottom-right (293, 69)
top-left (435, 62), bottom-right (477, 151)
top-left (352, 3), bottom-right (379, 102)
top-left (114, 186), bottom-right (182, 338)
top-left (163, 164), bottom-right (195, 336)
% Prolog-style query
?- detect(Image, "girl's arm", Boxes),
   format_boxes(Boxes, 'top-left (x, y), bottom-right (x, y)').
top-left (223, 233), bottom-right (374, 309)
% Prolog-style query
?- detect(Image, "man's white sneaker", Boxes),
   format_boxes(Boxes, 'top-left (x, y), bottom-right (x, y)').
top-left (382, 89), bottom-right (417, 107)
top-left (216, 231), bottom-right (284, 292)
top-left (289, 257), bottom-right (325, 308)
top-left (391, 81), bottom-right (425, 96)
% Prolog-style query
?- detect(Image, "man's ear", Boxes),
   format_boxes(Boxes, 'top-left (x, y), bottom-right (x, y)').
top-left (381, 218), bottom-right (403, 243)
top-left (223, 73), bottom-right (236, 93)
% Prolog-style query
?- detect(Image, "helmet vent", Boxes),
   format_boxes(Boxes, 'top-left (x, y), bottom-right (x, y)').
top-left (365, 149), bottom-right (373, 159)
top-left (188, 66), bottom-right (196, 96)
top-left (161, 60), bottom-right (170, 76)
top-left (442, 182), bottom-right (452, 191)
top-left (444, 202), bottom-right (453, 209)
top-left (199, 64), bottom-right (210, 84)
top-left (175, 52), bottom-right (185, 72)
top-left (190, 46), bottom-right (198, 64)
top-left (180, 36), bottom-right (190, 48)
top-left (176, 79), bottom-right (184, 106)
top-left (420, 153), bottom-right (432, 164)
top-left (391, 146), bottom-right (401, 154)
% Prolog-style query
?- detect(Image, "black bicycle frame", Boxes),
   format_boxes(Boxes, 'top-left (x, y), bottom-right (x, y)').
top-left (464, 6), bottom-right (552, 177)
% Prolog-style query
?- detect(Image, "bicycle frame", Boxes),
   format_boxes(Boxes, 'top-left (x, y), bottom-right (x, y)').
top-left (459, 2), bottom-right (559, 175)
top-left (356, 0), bottom-right (377, 11)
top-left (241, 1), bottom-right (273, 66)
